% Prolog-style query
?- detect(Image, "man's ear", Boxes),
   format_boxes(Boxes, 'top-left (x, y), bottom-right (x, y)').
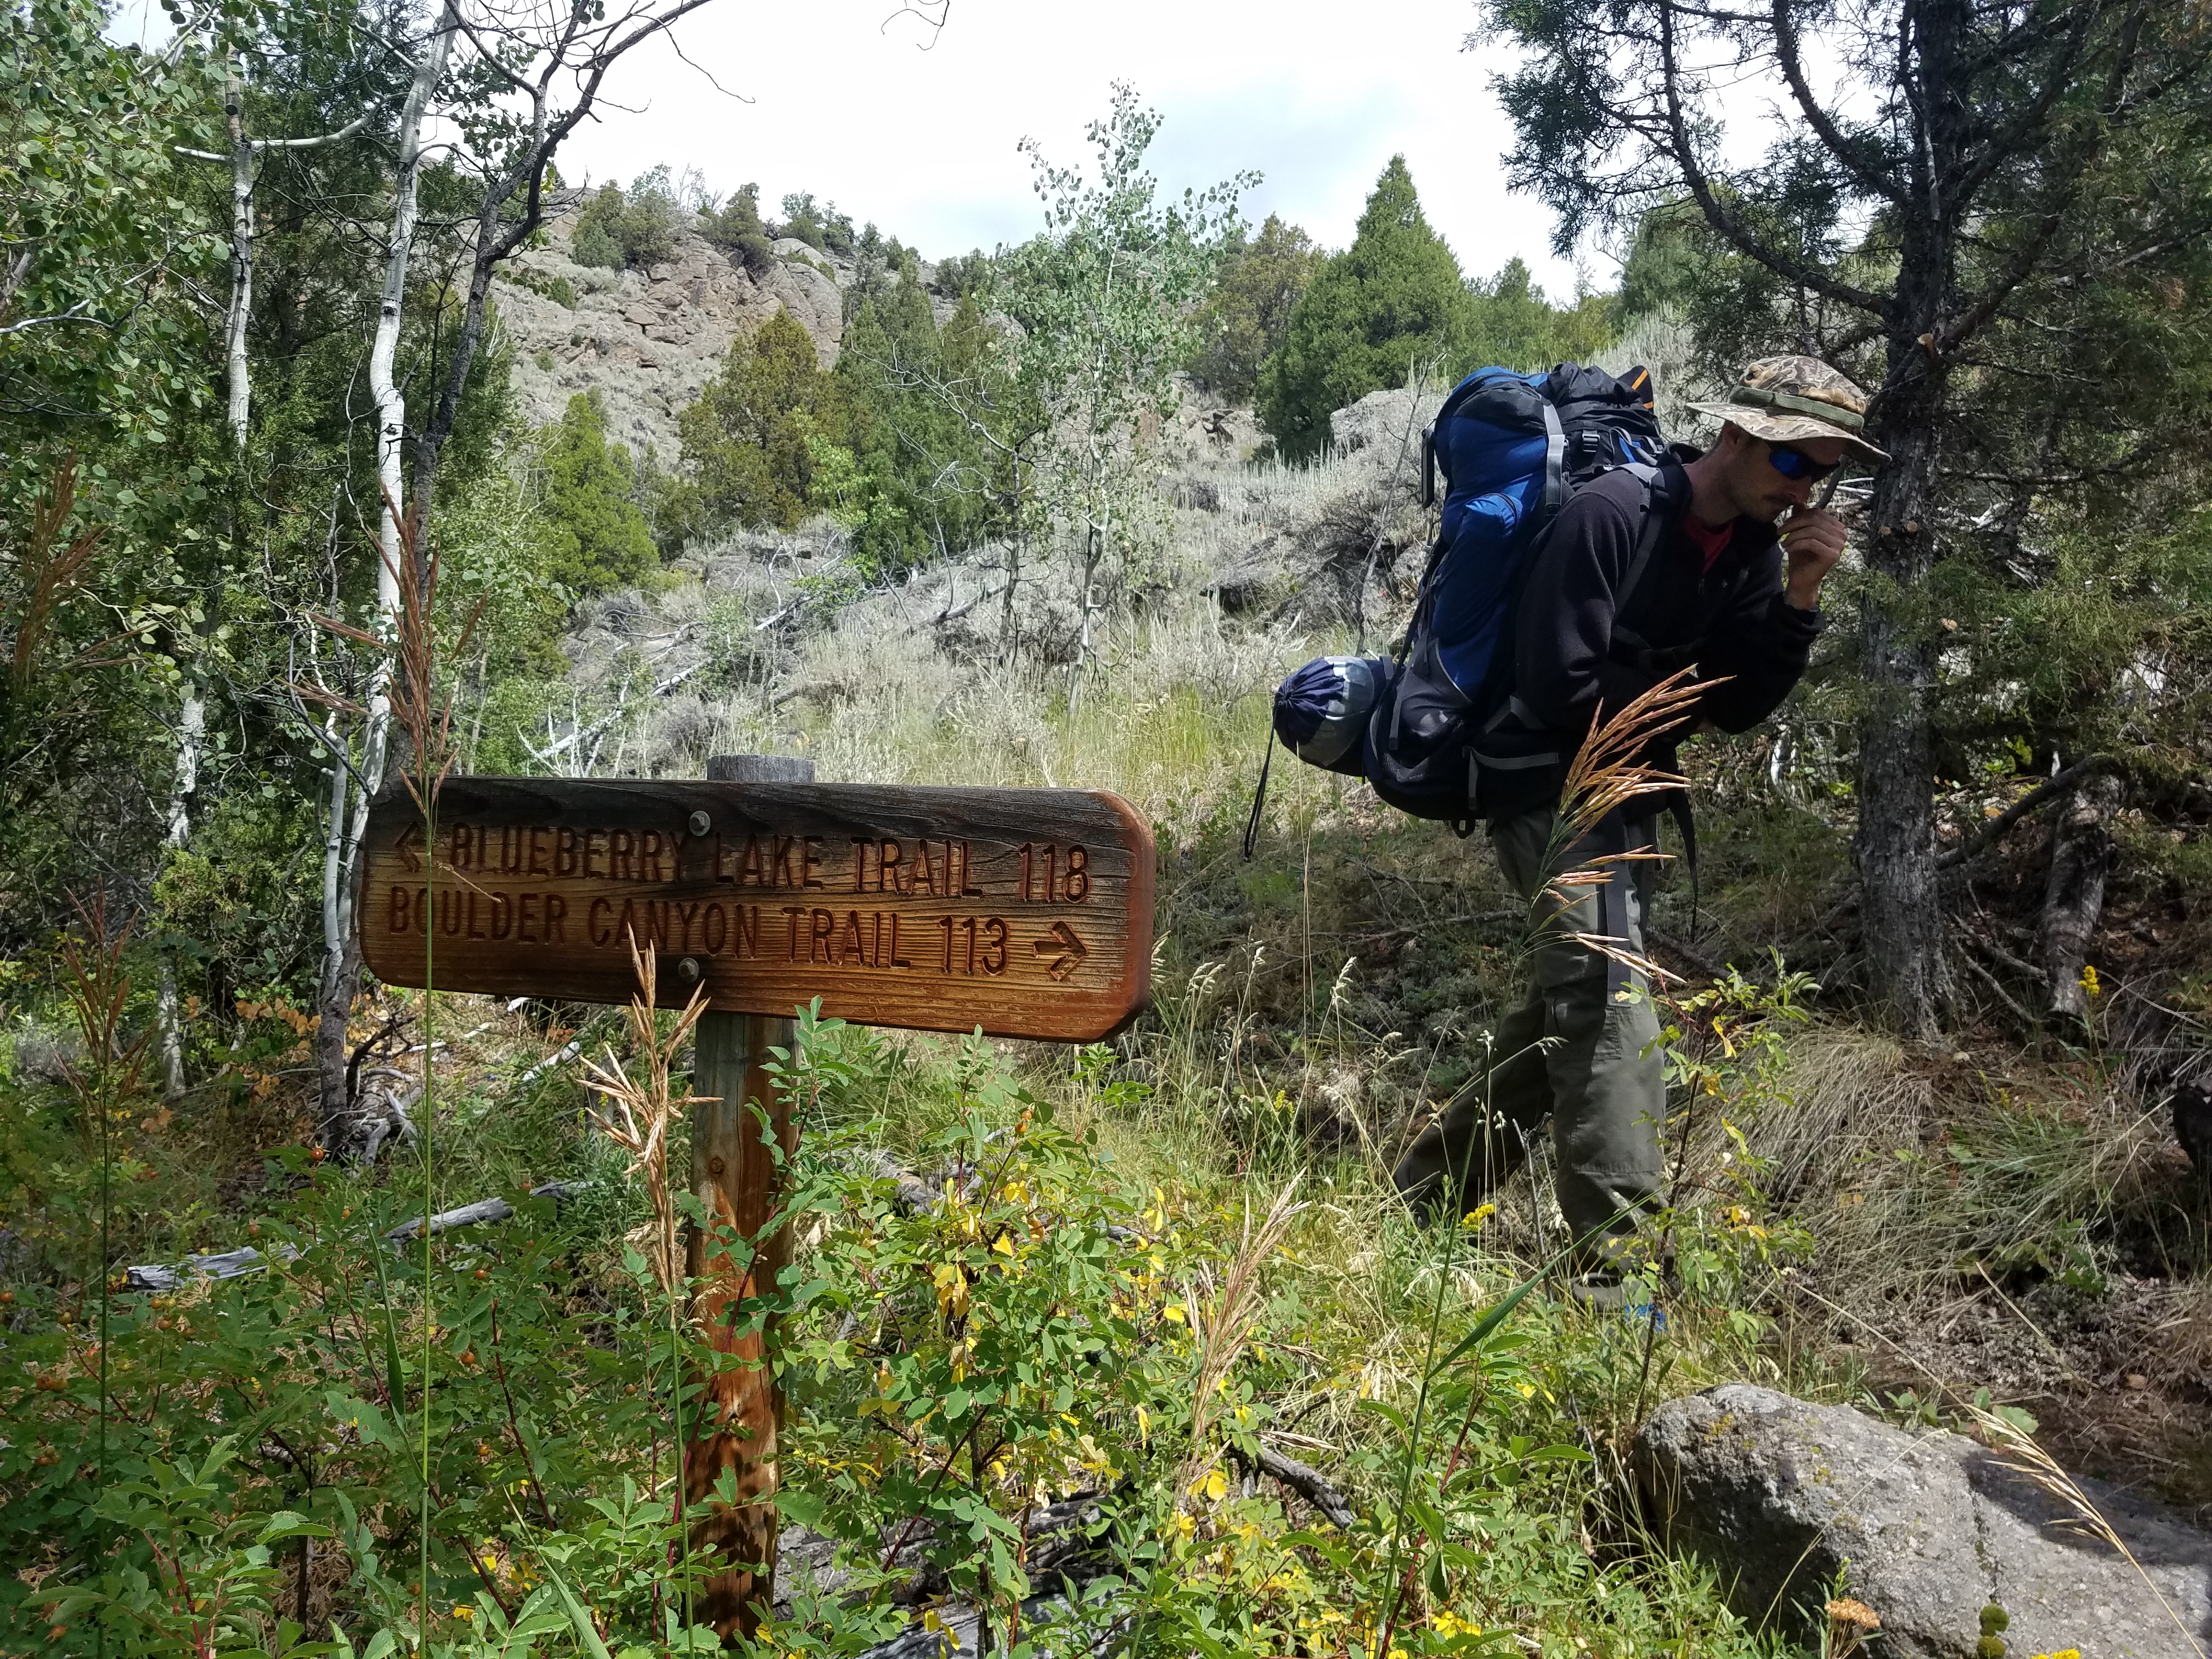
top-left (1715, 421), bottom-right (1752, 459)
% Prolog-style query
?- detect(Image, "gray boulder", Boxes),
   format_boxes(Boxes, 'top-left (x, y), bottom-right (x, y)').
top-left (1327, 386), bottom-right (1441, 469)
top-left (1635, 1384), bottom-right (2211, 1658)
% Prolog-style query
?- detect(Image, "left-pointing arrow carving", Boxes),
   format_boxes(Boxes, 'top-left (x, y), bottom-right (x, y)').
top-left (394, 822), bottom-right (421, 872)
top-left (1033, 920), bottom-right (1088, 981)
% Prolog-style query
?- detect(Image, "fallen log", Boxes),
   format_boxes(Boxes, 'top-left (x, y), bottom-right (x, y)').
top-left (2037, 767), bottom-right (2125, 1029)
top-left (385, 1179), bottom-right (590, 1243)
top-left (126, 1244), bottom-right (300, 1294)
top-left (1936, 754), bottom-right (2119, 872)
top-left (1232, 1442), bottom-right (1358, 1528)
top-left (125, 1180), bottom-right (591, 1290)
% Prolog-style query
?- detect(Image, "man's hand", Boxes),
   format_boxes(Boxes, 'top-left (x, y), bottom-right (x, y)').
top-left (1779, 506), bottom-right (1847, 610)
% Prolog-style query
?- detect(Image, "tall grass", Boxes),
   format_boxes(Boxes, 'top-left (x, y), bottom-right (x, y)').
top-left (582, 936), bottom-right (714, 1645)
top-left (316, 506), bottom-right (480, 1642)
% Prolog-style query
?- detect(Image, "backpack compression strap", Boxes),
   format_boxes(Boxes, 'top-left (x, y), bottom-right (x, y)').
top-left (1540, 402), bottom-right (1567, 515)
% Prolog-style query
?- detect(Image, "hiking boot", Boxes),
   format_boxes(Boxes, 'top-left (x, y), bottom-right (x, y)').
top-left (1564, 1272), bottom-right (1667, 1329)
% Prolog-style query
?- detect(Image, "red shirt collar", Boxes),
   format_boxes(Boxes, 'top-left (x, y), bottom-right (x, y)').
top-left (1680, 513), bottom-right (1733, 573)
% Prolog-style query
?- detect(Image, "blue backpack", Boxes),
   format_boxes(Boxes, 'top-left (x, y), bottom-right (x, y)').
top-left (1250, 363), bottom-right (1668, 854)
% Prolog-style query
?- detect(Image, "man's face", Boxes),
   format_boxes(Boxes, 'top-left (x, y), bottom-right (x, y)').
top-left (1721, 427), bottom-right (1850, 520)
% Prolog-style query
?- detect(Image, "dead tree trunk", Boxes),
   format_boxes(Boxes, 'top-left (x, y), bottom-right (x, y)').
top-left (2036, 768), bottom-right (2124, 1030)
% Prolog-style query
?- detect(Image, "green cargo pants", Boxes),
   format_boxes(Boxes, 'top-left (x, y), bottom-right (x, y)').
top-left (1390, 806), bottom-right (1665, 1261)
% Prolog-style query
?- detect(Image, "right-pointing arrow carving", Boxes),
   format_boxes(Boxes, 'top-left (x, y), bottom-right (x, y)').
top-left (1034, 920), bottom-right (1088, 981)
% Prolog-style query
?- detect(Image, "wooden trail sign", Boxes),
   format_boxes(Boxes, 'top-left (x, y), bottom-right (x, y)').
top-left (359, 775), bottom-right (1154, 1041)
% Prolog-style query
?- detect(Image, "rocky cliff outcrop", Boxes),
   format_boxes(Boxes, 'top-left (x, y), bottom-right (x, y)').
top-left (493, 212), bottom-right (851, 460)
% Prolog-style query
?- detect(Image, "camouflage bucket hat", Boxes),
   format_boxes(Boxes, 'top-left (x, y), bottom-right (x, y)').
top-left (1689, 354), bottom-right (1889, 464)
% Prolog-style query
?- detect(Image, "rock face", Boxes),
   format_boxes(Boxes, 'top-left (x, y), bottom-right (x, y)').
top-left (492, 211), bottom-right (855, 462)
top-left (1635, 1385), bottom-right (2212, 1659)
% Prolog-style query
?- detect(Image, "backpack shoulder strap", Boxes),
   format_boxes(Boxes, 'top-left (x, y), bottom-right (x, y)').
top-left (1615, 462), bottom-right (1671, 603)
top-left (1607, 462), bottom-right (1675, 657)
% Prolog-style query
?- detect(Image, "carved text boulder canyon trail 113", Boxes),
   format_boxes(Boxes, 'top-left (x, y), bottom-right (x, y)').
top-left (359, 777), bottom-right (1155, 1041)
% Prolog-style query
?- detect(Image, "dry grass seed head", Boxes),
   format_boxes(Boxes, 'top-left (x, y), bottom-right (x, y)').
top-left (582, 934), bottom-right (716, 1295)
top-left (1967, 1403), bottom-right (2207, 1656)
top-left (1176, 1176), bottom-right (1307, 1509)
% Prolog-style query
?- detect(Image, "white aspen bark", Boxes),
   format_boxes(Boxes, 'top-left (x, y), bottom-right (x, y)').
top-left (223, 61), bottom-right (252, 450)
top-left (320, 723), bottom-right (348, 979)
top-left (157, 59), bottom-right (250, 1100)
top-left (154, 684), bottom-right (204, 1097)
top-left (320, 5), bottom-right (454, 1146)
top-left (355, 0), bottom-right (453, 846)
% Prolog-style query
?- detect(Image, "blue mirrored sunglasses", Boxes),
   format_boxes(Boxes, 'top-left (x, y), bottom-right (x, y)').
top-left (1767, 443), bottom-right (1842, 483)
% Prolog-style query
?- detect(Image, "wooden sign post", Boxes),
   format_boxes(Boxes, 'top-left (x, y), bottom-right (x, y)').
top-left (358, 761), bottom-right (1154, 1635)
top-left (687, 753), bottom-right (809, 1639)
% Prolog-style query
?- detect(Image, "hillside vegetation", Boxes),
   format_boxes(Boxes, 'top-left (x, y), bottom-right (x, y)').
top-left (4, 7), bottom-right (2212, 1658)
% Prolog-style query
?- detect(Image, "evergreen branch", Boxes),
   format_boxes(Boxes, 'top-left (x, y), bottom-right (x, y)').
top-left (1770, 0), bottom-right (1904, 205)
top-left (1654, 0), bottom-right (1892, 318)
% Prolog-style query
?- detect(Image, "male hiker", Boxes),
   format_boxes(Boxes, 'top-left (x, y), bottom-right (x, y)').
top-left (1390, 355), bottom-right (1886, 1293)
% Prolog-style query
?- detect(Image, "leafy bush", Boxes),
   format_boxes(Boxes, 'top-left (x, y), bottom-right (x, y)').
top-left (569, 178), bottom-right (679, 272)
top-left (777, 191), bottom-right (854, 257)
top-left (832, 285), bottom-right (1015, 571)
top-left (1462, 256), bottom-right (1616, 374)
top-left (537, 391), bottom-right (658, 596)
top-left (930, 250), bottom-right (990, 300)
top-left (509, 266), bottom-right (579, 308)
top-left (570, 184), bottom-right (624, 269)
top-left (1, 1146), bottom-right (704, 1654)
top-left (1255, 160), bottom-right (1622, 459)
top-left (771, 1020), bottom-right (1190, 1645)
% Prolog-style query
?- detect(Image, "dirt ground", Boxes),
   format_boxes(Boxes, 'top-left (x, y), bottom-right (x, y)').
top-left (1850, 1257), bottom-right (2212, 1526)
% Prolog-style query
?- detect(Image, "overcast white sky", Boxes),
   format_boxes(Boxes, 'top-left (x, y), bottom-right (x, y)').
top-left (551, 0), bottom-right (1595, 293)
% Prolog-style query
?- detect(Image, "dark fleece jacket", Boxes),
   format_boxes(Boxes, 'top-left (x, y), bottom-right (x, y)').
top-left (1480, 449), bottom-right (1824, 820)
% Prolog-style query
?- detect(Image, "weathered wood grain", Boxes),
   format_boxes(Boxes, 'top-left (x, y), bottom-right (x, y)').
top-left (358, 777), bottom-right (1155, 1041)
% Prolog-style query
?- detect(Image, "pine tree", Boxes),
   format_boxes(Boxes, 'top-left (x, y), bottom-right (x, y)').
top-left (1486, 0), bottom-right (2212, 1031)
top-left (1460, 257), bottom-right (1614, 373)
top-left (703, 182), bottom-right (774, 278)
top-left (1257, 157), bottom-right (1469, 462)
top-left (676, 308), bottom-right (847, 534)
top-left (539, 392), bottom-right (657, 594)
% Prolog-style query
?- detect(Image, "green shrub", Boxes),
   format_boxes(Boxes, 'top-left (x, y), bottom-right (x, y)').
top-left (931, 248), bottom-right (991, 300)
top-left (571, 184), bottom-right (624, 269)
top-left (509, 266), bottom-right (579, 308)
top-left (673, 308), bottom-right (849, 536)
top-left (568, 177), bottom-right (679, 272)
top-left (777, 190), bottom-right (854, 257)
top-left (832, 286), bottom-right (1016, 571)
top-left (703, 182), bottom-right (775, 278)
top-left (1463, 256), bottom-right (1617, 372)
